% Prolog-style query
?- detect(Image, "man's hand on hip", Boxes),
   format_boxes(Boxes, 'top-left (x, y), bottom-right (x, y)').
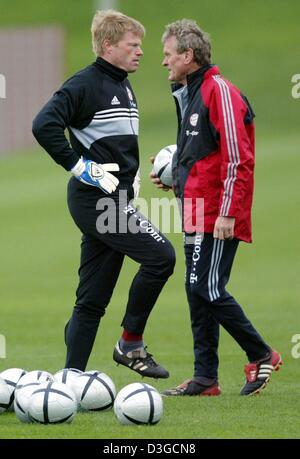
top-left (71, 157), bottom-right (119, 194)
top-left (213, 216), bottom-right (235, 240)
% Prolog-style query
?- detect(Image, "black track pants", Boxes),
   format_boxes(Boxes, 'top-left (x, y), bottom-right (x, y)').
top-left (64, 179), bottom-right (175, 370)
top-left (185, 233), bottom-right (269, 379)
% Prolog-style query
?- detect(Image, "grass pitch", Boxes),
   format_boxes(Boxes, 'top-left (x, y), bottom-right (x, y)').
top-left (0, 133), bottom-right (299, 439)
top-left (0, 0), bottom-right (299, 440)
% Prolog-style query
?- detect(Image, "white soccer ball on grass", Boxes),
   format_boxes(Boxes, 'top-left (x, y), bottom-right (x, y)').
top-left (71, 371), bottom-right (116, 411)
top-left (15, 370), bottom-right (53, 392)
top-left (54, 368), bottom-right (82, 388)
top-left (114, 382), bottom-right (163, 425)
top-left (14, 382), bottom-right (41, 423)
top-left (0, 368), bottom-right (27, 411)
top-left (0, 376), bottom-right (11, 413)
top-left (28, 381), bottom-right (77, 424)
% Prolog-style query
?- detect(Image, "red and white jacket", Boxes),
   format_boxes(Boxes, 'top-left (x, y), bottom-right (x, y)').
top-left (172, 65), bottom-right (255, 243)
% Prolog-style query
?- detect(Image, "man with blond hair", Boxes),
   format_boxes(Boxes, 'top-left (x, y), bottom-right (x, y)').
top-left (151, 19), bottom-right (282, 395)
top-left (33, 10), bottom-right (175, 378)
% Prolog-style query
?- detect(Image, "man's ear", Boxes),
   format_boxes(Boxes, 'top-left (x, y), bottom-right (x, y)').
top-left (184, 48), bottom-right (194, 64)
top-left (102, 39), bottom-right (112, 55)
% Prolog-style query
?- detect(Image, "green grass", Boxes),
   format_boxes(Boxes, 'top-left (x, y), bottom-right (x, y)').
top-left (0, 0), bottom-right (299, 440)
top-left (0, 132), bottom-right (299, 439)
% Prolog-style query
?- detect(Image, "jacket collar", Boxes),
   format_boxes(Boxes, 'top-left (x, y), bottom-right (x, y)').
top-left (172, 64), bottom-right (219, 95)
top-left (93, 57), bottom-right (128, 82)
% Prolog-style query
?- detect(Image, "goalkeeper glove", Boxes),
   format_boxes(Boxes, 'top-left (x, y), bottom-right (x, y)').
top-left (71, 157), bottom-right (119, 194)
top-left (132, 168), bottom-right (141, 199)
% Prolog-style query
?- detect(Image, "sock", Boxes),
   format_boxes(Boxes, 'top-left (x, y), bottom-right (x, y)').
top-left (119, 329), bottom-right (143, 354)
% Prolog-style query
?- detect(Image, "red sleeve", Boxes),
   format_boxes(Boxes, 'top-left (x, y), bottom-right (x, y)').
top-left (208, 77), bottom-right (255, 218)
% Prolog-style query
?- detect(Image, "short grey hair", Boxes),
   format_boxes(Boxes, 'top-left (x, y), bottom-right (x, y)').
top-left (162, 19), bottom-right (211, 66)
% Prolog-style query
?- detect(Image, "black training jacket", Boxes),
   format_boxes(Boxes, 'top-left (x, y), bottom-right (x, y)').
top-left (32, 57), bottom-right (139, 186)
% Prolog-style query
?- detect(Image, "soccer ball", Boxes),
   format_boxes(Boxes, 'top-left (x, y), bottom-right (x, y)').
top-left (54, 368), bottom-right (82, 388)
top-left (71, 371), bottom-right (116, 411)
top-left (0, 368), bottom-right (27, 411)
top-left (15, 370), bottom-right (53, 391)
top-left (14, 382), bottom-right (41, 423)
top-left (28, 381), bottom-right (77, 424)
top-left (114, 382), bottom-right (163, 425)
top-left (152, 144), bottom-right (177, 187)
top-left (0, 376), bottom-right (11, 413)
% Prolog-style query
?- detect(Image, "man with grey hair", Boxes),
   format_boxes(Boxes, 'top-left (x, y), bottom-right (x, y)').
top-left (151, 19), bottom-right (282, 396)
top-left (32, 10), bottom-right (175, 378)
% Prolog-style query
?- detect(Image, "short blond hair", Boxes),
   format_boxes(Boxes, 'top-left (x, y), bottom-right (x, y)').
top-left (91, 9), bottom-right (145, 57)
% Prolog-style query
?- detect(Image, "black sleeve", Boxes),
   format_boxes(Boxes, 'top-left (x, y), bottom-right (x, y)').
top-left (32, 76), bottom-right (84, 171)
